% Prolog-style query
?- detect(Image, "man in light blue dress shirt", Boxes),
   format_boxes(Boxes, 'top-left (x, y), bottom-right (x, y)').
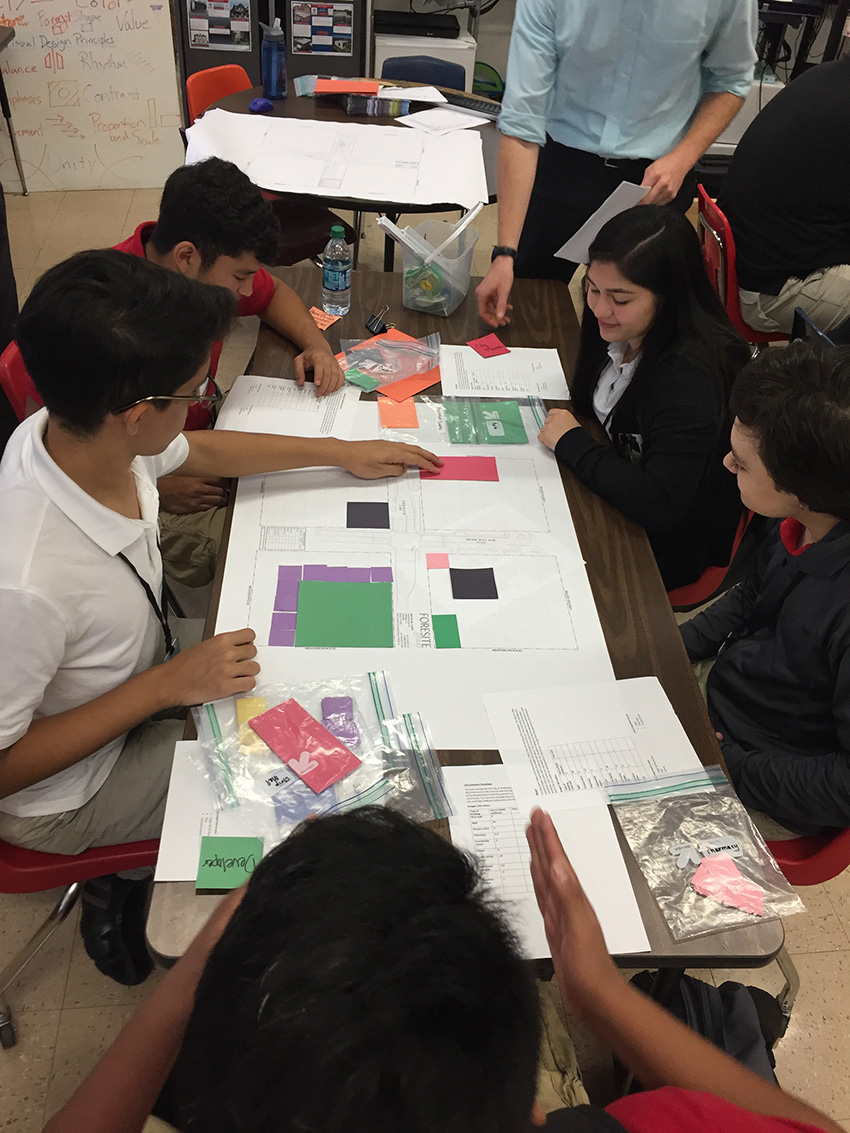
top-left (476, 0), bottom-right (756, 328)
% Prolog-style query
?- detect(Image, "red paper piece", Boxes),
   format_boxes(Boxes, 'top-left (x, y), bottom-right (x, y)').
top-left (691, 853), bottom-right (765, 916)
top-left (420, 456), bottom-right (499, 482)
top-left (467, 333), bottom-right (510, 358)
top-left (314, 79), bottom-right (380, 95)
top-left (249, 699), bottom-right (361, 795)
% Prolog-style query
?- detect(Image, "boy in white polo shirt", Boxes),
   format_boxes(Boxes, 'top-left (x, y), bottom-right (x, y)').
top-left (0, 249), bottom-right (440, 984)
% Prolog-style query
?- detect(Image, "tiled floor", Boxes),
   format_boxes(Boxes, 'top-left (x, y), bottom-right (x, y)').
top-left (2, 190), bottom-right (850, 1131)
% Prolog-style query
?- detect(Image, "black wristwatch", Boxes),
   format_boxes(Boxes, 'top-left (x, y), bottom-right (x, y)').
top-left (491, 245), bottom-right (518, 262)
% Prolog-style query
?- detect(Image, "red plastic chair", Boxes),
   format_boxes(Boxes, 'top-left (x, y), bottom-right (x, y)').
top-left (667, 509), bottom-right (754, 610)
top-left (696, 185), bottom-right (789, 348)
top-left (184, 66), bottom-right (357, 265)
top-left (0, 340), bottom-right (41, 423)
top-left (0, 837), bottom-right (159, 1048)
top-left (186, 63), bottom-right (253, 125)
top-left (767, 827), bottom-right (850, 887)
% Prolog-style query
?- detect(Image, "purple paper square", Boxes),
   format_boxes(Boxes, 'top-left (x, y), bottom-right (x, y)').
top-left (346, 568), bottom-right (372, 583)
top-left (325, 567), bottom-right (351, 582)
top-left (303, 565), bottom-right (328, 581)
top-left (273, 611), bottom-right (297, 631)
top-left (268, 614), bottom-right (297, 647)
top-left (370, 567), bottom-right (393, 582)
top-left (274, 566), bottom-right (302, 611)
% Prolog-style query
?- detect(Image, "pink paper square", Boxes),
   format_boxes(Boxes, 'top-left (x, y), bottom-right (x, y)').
top-left (426, 553), bottom-right (450, 569)
top-left (691, 853), bottom-right (765, 916)
top-left (467, 333), bottom-right (510, 358)
top-left (420, 456), bottom-right (499, 482)
top-left (249, 699), bottom-right (361, 794)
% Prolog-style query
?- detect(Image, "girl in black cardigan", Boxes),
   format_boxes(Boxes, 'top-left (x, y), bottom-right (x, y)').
top-left (539, 205), bottom-right (750, 591)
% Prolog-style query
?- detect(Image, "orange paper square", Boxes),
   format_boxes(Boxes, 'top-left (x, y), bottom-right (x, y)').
top-left (378, 397), bottom-right (419, 428)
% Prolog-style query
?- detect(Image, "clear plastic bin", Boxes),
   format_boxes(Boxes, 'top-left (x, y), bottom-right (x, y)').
top-left (401, 219), bottom-right (479, 318)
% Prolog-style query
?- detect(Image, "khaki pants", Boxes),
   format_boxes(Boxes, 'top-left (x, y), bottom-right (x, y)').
top-left (536, 979), bottom-right (589, 1114)
top-left (0, 716), bottom-right (185, 855)
top-left (739, 263), bottom-right (850, 335)
top-left (160, 505), bottom-right (226, 588)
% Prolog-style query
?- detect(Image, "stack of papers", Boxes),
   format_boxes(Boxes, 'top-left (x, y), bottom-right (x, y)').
top-left (397, 106), bottom-right (491, 136)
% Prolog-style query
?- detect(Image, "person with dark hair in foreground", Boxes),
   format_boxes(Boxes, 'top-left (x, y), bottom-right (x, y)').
top-left (0, 250), bottom-right (439, 985)
top-left (44, 808), bottom-right (842, 1133)
top-left (537, 205), bottom-right (749, 591)
top-left (681, 342), bottom-right (850, 838)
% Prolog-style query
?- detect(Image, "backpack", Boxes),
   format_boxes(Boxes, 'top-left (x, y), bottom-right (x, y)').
top-left (629, 970), bottom-right (784, 1085)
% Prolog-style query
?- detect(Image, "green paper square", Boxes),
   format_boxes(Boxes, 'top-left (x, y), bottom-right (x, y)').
top-left (432, 613), bottom-right (461, 648)
top-left (197, 836), bottom-right (264, 891)
top-left (444, 399), bottom-right (528, 445)
top-left (295, 580), bottom-right (394, 647)
top-left (345, 368), bottom-right (380, 392)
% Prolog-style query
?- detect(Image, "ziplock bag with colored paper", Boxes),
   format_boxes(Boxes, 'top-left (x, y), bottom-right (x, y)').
top-left (192, 671), bottom-right (450, 845)
top-left (611, 767), bottom-right (804, 940)
top-left (339, 330), bottom-right (440, 395)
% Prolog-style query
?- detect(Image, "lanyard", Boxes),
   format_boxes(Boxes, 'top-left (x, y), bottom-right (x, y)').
top-left (116, 547), bottom-right (176, 660)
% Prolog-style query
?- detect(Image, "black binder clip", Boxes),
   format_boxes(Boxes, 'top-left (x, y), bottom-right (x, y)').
top-left (365, 305), bottom-right (391, 335)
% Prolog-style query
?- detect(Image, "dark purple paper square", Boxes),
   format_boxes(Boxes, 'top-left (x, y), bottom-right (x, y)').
top-left (370, 567), bottom-right (393, 582)
top-left (269, 614), bottom-right (297, 647)
top-left (274, 566), bottom-right (303, 611)
top-left (303, 565), bottom-right (328, 581)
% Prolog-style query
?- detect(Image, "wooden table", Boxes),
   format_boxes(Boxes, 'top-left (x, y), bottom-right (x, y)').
top-left (211, 84), bottom-right (499, 270)
top-left (147, 268), bottom-right (784, 970)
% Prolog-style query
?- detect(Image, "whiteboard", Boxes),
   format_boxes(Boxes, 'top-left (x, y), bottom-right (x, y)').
top-left (0, 0), bottom-right (185, 191)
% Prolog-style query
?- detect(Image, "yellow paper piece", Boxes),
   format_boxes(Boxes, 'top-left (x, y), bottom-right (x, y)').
top-left (237, 696), bottom-right (268, 753)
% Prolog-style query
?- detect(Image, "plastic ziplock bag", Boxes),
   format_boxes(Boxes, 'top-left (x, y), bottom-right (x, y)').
top-left (612, 767), bottom-right (804, 940)
top-left (376, 395), bottom-right (546, 449)
top-left (192, 671), bottom-right (450, 846)
top-left (339, 332), bottom-right (439, 393)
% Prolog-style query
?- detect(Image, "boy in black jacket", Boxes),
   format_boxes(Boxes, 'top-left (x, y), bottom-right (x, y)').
top-left (681, 342), bottom-right (850, 837)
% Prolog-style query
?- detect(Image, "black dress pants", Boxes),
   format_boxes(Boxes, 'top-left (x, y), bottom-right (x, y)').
top-left (515, 137), bottom-right (696, 283)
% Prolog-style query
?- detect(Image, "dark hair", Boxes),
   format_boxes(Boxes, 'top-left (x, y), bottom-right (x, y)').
top-left (173, 808), bottom-right (542, 1133)
top-left (16, 249), bottom-right (235, 435)
top-left (730, 341), bottom-right (850, 522)
top-left (149, 157), bottom-right (280, 268)
top-left (571, 205), bottom-right (748, 419)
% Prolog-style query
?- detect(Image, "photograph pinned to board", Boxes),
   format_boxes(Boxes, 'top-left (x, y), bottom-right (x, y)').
top-left (291, 1), bottom-right (353, 55)
top-left (188, 0), bottom-right (251, 49)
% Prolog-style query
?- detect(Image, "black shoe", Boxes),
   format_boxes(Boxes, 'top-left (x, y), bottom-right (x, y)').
top-left (80, 874), bottom-right (154, 986)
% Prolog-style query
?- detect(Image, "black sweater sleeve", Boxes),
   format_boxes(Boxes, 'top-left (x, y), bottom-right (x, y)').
top-left (554, 356), bottom-right (724, 536)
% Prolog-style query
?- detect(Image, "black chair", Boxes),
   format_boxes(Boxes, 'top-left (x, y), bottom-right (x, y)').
top-left (380, 55), bottom-right (466, 92)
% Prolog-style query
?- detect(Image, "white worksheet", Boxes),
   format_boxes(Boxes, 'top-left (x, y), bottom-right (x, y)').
top-left (444, 764), bottom-right (649, 957)
top-left (213, 440), bottom-right (615, 749)
top-left (378, 85), bottom-right (447, 103)
top-left (555, 182), bottom-right (650, 264)
top-left (216, 375), bottom-right (362, 439)
top-left (439, 346), bottom-right (570, 400)
top-left (396, 106), bottom-right (491, 136)
top-left (155, 742), bottom-right (262, 882)
top-left (484, 677), bottom-right (704, 809)
top-left (186, 111), bottom-right (488, 209)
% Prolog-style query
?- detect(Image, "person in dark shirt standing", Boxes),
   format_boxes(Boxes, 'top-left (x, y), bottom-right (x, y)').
top-left (718, 59), bottom-right (850, 335)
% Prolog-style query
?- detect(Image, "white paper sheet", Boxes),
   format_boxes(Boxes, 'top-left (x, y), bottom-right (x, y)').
top-left (215, 374), bottom-right (362, 439)
top-left (396, 106), bottom-right (490, 136)
top-left (439, 346), bottom-right (570, 400)
top-left (378, 84), bottom-right (447, 103)
top-left (155, 741), bottom-right (253, 882)
top-left (185, 110), bottom-right (488, 209)
top-left (555, 181), bottom-right (650, 264)
top-left (444, 764), bottom-right (649, 957)
top-left (213, 440), bottom-right (614, 749)
top-left (484, 677), bottom-right (705, 809)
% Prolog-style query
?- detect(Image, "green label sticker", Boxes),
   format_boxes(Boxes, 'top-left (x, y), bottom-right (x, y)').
top-left (444, 400), bottom-right (528, 445)
top-left (196, 835), bottom-right (264, 891)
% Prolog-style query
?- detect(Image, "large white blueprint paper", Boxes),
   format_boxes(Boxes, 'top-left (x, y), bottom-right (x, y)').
top-left (444, 764), bottom-right (649, 957)
top-left (216, 375), bottom-right (362, 439)
top-left (439, 346), bottom-right (570, 400)
top-left (555, 182), bottom-right (650, 264)
top-left (213, 443), bottom-right (614, 748)
top-left (484, 677), bottom-right (704, 809)
top-left (186, 110), bottom-right (488, 209)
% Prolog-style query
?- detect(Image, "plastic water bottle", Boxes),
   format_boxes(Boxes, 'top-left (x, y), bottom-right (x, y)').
top-left (260, 18), bottom-right (287, 100)
top-left (322, 225), bottom-right (352, 316)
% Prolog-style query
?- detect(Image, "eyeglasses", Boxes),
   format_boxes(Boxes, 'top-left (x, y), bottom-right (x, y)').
top-left (112, 375), bottom-right (222, 415)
